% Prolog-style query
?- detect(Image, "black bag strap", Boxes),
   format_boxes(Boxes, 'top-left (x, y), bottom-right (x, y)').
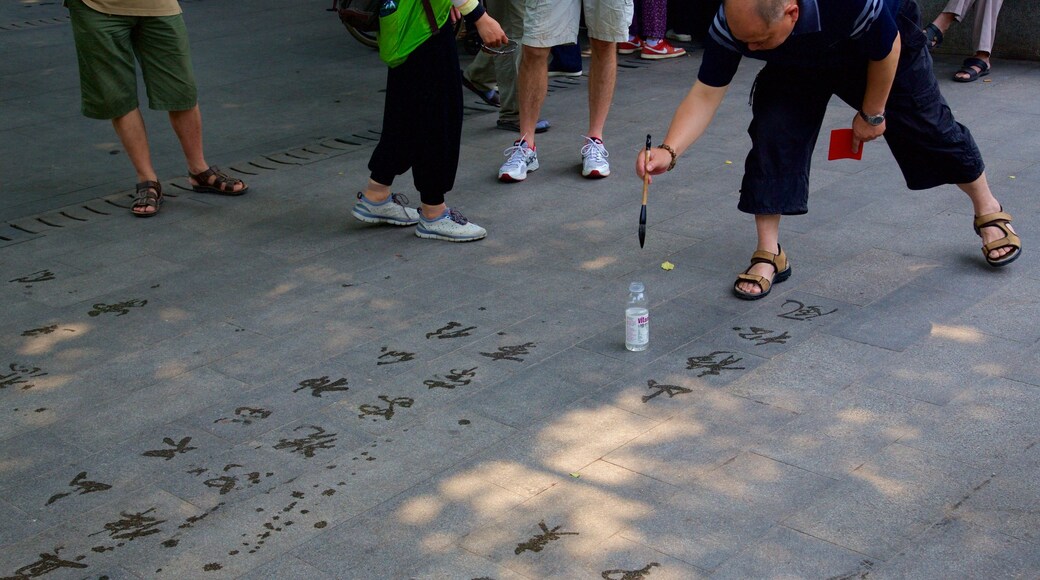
top-left (420, 0), bottom-right (438, 34)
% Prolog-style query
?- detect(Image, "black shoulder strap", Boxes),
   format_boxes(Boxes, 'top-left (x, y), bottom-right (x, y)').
top-left (421, 0), bottom-right (438, 34)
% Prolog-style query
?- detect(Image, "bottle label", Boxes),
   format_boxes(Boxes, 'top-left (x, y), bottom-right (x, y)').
top-left (625, 312), bottom-right (649, 345)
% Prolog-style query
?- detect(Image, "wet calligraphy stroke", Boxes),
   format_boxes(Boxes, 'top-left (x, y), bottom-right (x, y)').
top-left (358, 395), bottom-right (414, 421)
top-left (45, 472), bottom-right (112, 506)
top-left (293, 376), bottom-right (349, 397)
top-left (273, 425), bottom-right (337, 458)
top-left (602, 562), bottom-right (661, 580)
top-left (21, 325), bottom-right (75, 337)
top-left (87, 299), bottom-right (147, 317)
top-left (480, 342), bottom-right (536, 362)
top-left (377, 346), bottom-right (416, 366)
top-left (425, 321), bottom-right (477, 339)
top-left (641, 379), bottom-right (692, 403)
top-left (779, 299), bottom-right (838, 321)
top-left (10, 269), bottom-right (55, 285)
top-left (141, 437), bottom-right (197, 460)
top-left (6, 547), bottom-right (87, 578)
top-left (423, 366), bottom-right (478, 389)
top-left (214, 406), bottom-right (271, 426)
top-left (686, 351), bottom-right (745, 377)
top-left (89, 508), bottom-right (166, 543)
top-left (198, 464), bottom-right (274, 496)
top-left (514, 521), bottom-right (578, 554)
top-left (0, 363), bottom-right (47, 391)
top-left (733, 326), bottom-right (792, 346)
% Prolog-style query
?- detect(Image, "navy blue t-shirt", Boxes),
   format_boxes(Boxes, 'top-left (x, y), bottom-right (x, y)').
top-left (698, 0), bottom-right (901, 87)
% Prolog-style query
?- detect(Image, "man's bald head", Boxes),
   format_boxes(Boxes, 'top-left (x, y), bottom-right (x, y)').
top-left (724, 0), bottom-right (800, 51)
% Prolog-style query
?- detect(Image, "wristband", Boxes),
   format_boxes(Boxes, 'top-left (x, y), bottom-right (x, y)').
top-left (657, 143), bottom-right (677, 171)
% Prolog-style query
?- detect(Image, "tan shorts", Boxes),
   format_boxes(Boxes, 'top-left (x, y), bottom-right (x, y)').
top-left (523, 0), bottom-right (633, 48)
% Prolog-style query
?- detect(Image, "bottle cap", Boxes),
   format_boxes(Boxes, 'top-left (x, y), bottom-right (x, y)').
top-left (629, 282), bottom-right (644, 292)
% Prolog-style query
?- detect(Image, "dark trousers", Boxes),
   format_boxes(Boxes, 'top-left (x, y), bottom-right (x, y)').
top-left (368, 21), bottom-right (461, 206)
top-left (739, 0), bottom-right (984, 215)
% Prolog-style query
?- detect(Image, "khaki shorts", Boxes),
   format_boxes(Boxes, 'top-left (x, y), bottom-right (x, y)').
top-left (67, 0), bottom-right (197, 119)
top-left (523, 0), bottom-right (633, 48)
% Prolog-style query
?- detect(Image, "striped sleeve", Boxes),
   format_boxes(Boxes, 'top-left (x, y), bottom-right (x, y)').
top-left (850, 0), bottom-right (883, 39)
top-left (708, 8), bottom-right (742, 53)
top-left (698, 6), bottom-right (743, 88)
top-left (851, 0), bottom-right (900, 61)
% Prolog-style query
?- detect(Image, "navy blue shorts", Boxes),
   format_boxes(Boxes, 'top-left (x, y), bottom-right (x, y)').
top-left (738, 1), bottom-right (985, 215)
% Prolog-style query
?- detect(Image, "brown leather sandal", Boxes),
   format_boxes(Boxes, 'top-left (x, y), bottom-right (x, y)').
top-left (974, 210), bottom-right (1021, 267)
top-left (733, 245), bottom-right (791, 300)
top-left (188, 165), bottom-right (249, 196)
top-left (131, 180), bottom-right (163, 218)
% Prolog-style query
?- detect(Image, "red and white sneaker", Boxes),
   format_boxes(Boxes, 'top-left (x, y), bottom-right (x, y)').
top-left (641, 39), bottom-right (686, 60)
top-left (617, 37), bottom-right (642, 55)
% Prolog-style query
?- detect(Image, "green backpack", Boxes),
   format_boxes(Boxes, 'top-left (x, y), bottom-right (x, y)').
top-left (378, 0), bottom-right (452, 68)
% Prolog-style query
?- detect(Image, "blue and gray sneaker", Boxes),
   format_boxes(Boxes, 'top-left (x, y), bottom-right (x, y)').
top-left (415, 208), bottom-right (486, 242)
top-left (351, 192), bottom-right (420, 226)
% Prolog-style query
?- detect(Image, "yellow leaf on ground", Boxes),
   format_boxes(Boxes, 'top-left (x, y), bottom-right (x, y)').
top-left (661, 261), bottom-right (675, 271)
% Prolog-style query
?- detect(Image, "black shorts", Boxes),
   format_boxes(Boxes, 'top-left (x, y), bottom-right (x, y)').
top-left (738, 1), bottom-right (985, 215)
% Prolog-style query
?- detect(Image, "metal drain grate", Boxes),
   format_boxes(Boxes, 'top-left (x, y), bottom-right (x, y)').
top-left (0, 15), bottom-right (70, 32)
top-left (0, 134), bottom-right (373, 247)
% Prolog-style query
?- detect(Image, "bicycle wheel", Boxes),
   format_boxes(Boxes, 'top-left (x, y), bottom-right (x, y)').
top-left (343, 20), bottom-right (379, 49)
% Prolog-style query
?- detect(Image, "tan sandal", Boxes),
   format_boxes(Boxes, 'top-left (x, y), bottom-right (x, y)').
top-left (974, 210), bottom-right (1021, 267)
top-left (733, 245), bottom-right (791, 300)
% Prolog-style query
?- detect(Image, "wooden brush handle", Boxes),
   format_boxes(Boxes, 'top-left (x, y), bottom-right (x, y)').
top-left (641, 135), bottom-right (651, 205)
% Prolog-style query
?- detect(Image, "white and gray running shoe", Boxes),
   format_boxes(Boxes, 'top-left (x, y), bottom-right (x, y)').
top-left (498, 138), bottom-right (539, 182)
top-left (351, 192), bottom-right (420, 226)
top-left (415, 208), bottom-right (487, 242)
top-left (581, 136), bottom-right (610, 178)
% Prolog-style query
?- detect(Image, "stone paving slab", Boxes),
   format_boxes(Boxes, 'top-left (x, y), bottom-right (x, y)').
top-left (783, 444), bottom-right (991, 561)
top-left (2, 2), bottom-right (1040, 578)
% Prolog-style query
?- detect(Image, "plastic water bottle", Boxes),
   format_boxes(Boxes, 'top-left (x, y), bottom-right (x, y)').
top-left (625, 282), bottom-right (649, 351)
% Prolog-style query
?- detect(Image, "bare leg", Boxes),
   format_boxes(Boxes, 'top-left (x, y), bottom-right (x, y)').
top-left (170, 105), bottom-right (248, 194)
top-left (930, 11), bottom-right (958, 33)
top-left (518, 44), bottom-right (550, 147)
top-left (736, 214), bottom-right (782, 295)
top-left (587, 38), bottom-right (618, 140)
top-left (168, 105), bottom-right (209, 175)
top-left (958, 172), bottom-right (1015, 260)
top-left (111, 108), bottom-right (157, 183)
top-left (112, 108), bottom-right (162, 216)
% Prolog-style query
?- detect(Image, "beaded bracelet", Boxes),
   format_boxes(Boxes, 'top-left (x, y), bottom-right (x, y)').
top-left (657, 143), bottom-right (677, 171)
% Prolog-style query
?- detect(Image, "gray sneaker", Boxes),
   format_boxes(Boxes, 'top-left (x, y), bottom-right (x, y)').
top-left (415, 208), bottom-right (487, 242)
top-left (351, 192), bottom-right (420, 226)
top-left (581, 136), bottom-right (610, 178)
top-left (498, 139), bottom-right (539, 182)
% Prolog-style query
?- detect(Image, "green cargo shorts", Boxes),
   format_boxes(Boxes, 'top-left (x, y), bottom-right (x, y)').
top-left (67, 0), bottom-right (197, 119)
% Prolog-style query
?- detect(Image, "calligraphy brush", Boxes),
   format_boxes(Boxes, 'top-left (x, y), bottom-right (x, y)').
top-left (638, 134), bottom-right (650, 248)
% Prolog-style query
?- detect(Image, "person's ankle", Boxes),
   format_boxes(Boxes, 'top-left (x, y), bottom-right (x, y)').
top-left (363, 190), bottom-right (390, 203)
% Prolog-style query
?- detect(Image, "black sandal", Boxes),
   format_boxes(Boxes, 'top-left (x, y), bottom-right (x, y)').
top-left (924, 23), bottom-right (943, 50)
top-left (188, 165), bottom-right (249, 196)
top-left (131, 180), bottom-right (163, 218)
top-left (954, 57), bottom-right (990, 82)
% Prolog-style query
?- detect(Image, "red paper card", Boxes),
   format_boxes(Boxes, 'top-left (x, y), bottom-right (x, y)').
top-left (827, 128), bottom-right (863, 160)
